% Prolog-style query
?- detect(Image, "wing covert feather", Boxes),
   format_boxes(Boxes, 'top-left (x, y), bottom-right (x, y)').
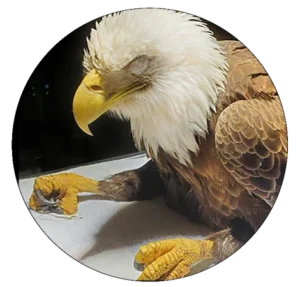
top-left (215, 98), bottom-right (287, 207)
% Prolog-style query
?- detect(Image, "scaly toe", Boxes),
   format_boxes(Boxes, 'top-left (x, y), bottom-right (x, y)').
top-left (135, 238), bottom-right (214, 281)
top-left (135, 239), bottom-right (181, 265)
top-left (137, 249), bottom-right (184, 280)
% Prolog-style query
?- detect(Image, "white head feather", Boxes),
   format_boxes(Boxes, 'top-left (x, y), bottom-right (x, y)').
top-left (83, 9), bottom-right (228, 165)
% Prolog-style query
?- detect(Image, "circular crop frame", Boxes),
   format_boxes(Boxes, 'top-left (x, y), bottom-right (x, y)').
top-left (13, 7), bottom-right (287, 282)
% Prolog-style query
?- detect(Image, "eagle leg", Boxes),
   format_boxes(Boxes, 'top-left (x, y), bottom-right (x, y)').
top-left (134, 238), bottom-right (214, 280)
top-left (28, 161), bottom-right (165, 215)
top-left (135, 227), bottom-right (247, 281)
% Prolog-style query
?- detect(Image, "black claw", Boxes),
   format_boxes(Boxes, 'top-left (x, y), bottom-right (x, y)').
top-left (49, 206), bottom-right (64, 214)
top-left (134, 260), bottom-right (145, 271)
top-left (34, 189), bottom-right (57, 206)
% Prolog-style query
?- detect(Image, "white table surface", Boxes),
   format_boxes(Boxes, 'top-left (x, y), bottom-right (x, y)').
top-left (19, 153), bottom-right (212, 280)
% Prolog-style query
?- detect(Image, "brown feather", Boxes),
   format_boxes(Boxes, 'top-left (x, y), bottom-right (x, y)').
top-left (150, 40), bottom-right (287, 232)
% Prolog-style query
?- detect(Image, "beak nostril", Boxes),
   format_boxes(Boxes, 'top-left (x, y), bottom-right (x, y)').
top-left (90, 85), bottom-right (102, 91)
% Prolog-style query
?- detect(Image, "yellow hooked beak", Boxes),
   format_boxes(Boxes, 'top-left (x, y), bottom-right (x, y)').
top-left (73, 69), bottom-right (146, 136)
top-left (73, 69), bottom-right (106, 136)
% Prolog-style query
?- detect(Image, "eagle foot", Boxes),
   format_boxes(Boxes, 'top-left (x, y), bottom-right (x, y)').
top-left (134, 238), bottom-right (214, 281)
top-left (28, 173), bottom-right (98, 215)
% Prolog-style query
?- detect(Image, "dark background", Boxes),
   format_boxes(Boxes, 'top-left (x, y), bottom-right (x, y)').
top-left (12, 11), bottom-right (236, 179)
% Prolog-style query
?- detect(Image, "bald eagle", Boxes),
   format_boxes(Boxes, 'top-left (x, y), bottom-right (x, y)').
top-left (29, 9), bottom-right (287, 281)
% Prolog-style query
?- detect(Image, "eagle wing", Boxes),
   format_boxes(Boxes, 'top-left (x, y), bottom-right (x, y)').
top-left (215, 97), bottom-right (287, 207)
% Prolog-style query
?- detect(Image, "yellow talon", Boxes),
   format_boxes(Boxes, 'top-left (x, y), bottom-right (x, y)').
top-left (135, 238), bottom-right (214, 281)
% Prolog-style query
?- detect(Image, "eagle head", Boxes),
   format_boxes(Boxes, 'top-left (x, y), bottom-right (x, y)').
top-left (73, 8), bottom-right (228, 164)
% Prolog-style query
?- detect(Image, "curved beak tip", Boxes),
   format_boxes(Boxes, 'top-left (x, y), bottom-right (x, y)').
top-left (82, 126), bottom-right (94, 136)
top-left (74, 118), bottom-right (94, 136)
